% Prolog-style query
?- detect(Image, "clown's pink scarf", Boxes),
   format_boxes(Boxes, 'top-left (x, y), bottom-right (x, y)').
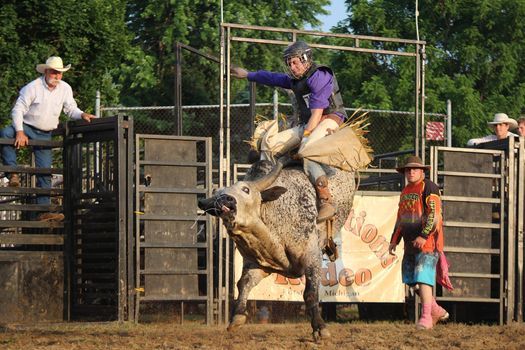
top-left (437, 251), bottom-right (453, 290)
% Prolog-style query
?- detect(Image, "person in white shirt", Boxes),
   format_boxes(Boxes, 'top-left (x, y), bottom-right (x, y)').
top-left (466, 113), bottom-right (518, 146)
top-left (0, 56), bottom-right (96, 220)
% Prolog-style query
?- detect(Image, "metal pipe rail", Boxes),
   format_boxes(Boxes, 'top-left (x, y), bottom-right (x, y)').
top-left (0, 139), bottom-right (62, 147)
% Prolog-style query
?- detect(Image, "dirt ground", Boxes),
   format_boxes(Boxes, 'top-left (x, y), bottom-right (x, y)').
top-left (1, 321), bottom-right (525, 350)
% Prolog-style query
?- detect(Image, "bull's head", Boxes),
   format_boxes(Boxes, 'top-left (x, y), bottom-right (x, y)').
top-left (198, 161), bottom-right (287, 230)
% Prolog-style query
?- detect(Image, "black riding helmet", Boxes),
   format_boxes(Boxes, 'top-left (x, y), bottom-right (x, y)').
top-left (282, 41), bottom-right (313, 79)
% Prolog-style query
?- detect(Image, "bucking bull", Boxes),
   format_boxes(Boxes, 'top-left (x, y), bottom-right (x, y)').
top-left (198, 158), bottom-right (356, 339)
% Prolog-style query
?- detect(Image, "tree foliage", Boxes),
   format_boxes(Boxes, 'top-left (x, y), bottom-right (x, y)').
top-left (334, 0), bottom-right (525, 146)
top-left (124, 0), bottom-right (329, 106)
top-left (3, 0), bottom-right (525, 148)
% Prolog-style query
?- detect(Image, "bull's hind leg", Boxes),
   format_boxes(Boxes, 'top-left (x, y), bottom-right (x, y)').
top-left (304, 265), bottom-right (330, 341)
top-left (228, 264), bottom-right (269, 331)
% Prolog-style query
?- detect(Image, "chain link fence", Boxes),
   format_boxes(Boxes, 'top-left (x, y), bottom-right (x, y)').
top-left (101, 104), bottom-right (447, 169)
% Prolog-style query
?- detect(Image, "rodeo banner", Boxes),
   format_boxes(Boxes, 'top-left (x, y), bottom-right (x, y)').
top-left (234, 194), bottom-right (405, 302)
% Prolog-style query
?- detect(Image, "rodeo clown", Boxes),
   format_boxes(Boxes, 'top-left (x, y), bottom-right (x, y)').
top-left (230, 41), bottom-right (348, 224)
top-left (388, 156), bottom-right (452, 330)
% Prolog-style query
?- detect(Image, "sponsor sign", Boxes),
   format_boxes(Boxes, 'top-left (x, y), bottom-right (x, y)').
top-left (234, 194), bottom-right (405, 302)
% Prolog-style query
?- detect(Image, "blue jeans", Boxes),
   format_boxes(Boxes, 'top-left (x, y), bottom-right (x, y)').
top-left (303, 158), bottom-right (326, 184)
top-left (0, 124), bottom-right (52, 204)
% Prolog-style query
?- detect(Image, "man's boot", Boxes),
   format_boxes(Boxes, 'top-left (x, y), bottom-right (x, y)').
top-left (315, 175), bottom-right (336, 223)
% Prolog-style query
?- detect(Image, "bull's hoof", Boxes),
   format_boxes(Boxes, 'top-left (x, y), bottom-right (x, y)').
top-left (227, 314), bottom-right (247, 331)
top-left (320, 328), bottom-right (331, 338)
top-left (312, 327), bottom-right (331, 342)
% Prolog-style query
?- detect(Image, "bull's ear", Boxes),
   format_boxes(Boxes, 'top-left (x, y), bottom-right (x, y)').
top-left (261, 186), bottom-right (287, 202)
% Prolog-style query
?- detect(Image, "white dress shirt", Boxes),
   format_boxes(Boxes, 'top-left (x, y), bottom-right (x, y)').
top-left (466, 132), bottom-right (518, 146)
top-left (11, 76), bottom-right (84, 132)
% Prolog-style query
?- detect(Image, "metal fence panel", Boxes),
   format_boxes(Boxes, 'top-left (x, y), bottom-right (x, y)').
top-left (63, 116), bottom-right (134, 321)
top-left (431, 146), bottom-right (506, 324)
top-left (0, 136), bottom-right (65, 323)
top-left (134, 135), bottom-right (215, 324)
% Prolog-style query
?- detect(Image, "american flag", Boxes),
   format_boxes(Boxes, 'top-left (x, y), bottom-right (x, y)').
top-left (426, 121), bottom-right (445, 141)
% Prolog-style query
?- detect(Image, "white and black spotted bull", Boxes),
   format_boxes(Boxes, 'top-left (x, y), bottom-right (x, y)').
top-left (198, 159), bottom-right (356, 339)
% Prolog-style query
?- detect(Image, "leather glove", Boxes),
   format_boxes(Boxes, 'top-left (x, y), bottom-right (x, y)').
top-left (299, 136), bottom-right (309, 151)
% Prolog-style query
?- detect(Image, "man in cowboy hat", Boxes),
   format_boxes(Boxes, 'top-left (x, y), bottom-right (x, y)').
top-left (467, 113), bottom-right (518, 146)
top-left (389, 155), bottom-right (449, 330)
top-left (0, 56), bottom-right (96, 221)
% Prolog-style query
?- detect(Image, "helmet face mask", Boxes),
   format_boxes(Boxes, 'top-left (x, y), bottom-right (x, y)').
top-left (283, 41), bottom-right (313, 79)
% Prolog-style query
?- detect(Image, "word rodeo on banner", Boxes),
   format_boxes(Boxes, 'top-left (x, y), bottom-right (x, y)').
top-left (233, 194), bottom-right (405, 302)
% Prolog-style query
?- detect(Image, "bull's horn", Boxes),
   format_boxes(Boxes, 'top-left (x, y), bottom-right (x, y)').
top-left (253, 160), bottom-right (284, 191)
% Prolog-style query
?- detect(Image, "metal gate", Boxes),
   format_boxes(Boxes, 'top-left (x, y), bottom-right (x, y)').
top-left (430, 146), bottom-right (507, 323)
top-left (134, 135), bottom-right (214, 324)
top-left (63, 116), bottom-right (134, 321)
top-left (0, 134), bottom-right (65, 322)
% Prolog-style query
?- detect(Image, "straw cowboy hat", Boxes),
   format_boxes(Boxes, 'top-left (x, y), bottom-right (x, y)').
top-left (36, 56), bottom-right (71, 74)
top-left (396, 155), bottom-right (430, 173)
top-left (487, 113), bottom-right (517, 129)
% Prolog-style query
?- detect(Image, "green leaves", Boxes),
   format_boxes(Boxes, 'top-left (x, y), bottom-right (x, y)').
top-left (332, 0), bottom-right (525, 146)
top-left (7, 0), bottom-right (524, 150)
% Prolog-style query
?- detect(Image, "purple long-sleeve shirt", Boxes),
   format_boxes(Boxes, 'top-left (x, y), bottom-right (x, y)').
top-left (247, 68), bottom-right (334, 110)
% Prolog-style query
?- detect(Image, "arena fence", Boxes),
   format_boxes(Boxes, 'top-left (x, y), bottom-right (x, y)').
top-left (0, 117), bottom-right (134, 323)
top-left (430, 146), bottom-right (507, 324)
top-left (0, 135), bottom-right (64, 323)
top-left (1, 117), bottom-right (524, 325)
top-left (100, 102), bottom-right (448, 166)
top-left (431, 138), bottom-right (525, 324)
top-left (63, 116), bottom-right (134, 321)
top-left (134, 134), bottom-right (215, 324)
